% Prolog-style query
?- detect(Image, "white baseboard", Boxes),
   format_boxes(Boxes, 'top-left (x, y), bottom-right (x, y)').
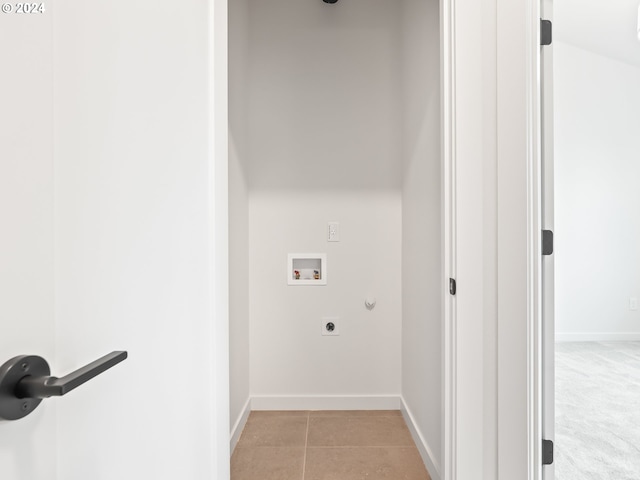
top-left (400, 397), bottom-right (441, 480)
top-left (230, 397), bottom-right (251, 453)
top-left (250, 395), bottom-right (401, 411)
top-left (556, 332), bottom-right (640, 342)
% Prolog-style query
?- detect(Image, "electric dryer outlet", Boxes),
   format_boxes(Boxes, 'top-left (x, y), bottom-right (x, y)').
top-left (322, 317), bottom-right (339, 336)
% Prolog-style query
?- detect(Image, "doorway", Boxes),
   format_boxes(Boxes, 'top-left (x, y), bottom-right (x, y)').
top-left (228, 0), bottom-right (442, 478)
top-left (543, 1), bottom-right (640, 478)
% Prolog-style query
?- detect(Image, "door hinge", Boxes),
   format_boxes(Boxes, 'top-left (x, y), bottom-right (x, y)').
top-left (542, 230), bottom-right (553, 255)
top-left (449, 278), bottom-right (456, 296)
top-left (541, 19), bottom-right (552, 46)
top-left (542, 439), bottom-right (554, 465)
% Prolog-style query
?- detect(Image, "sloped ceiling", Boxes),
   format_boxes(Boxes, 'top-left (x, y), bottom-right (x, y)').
top-left (555, 0), bottom-right (640, 67)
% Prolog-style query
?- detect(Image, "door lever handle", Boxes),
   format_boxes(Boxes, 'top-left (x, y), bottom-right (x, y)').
top-left (15, 351), bottom-right (127, 399)
top-left (0, 351), bottom-right (127, 421)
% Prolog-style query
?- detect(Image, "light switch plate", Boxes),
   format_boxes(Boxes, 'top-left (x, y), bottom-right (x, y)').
top-left (328, 222), bottom-right (340, 242)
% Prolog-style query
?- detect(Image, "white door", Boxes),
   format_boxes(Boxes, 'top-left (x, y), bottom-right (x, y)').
top-left (0, 10), bottom-right (57, 480)
top-left (0, 3), bottom-right (227, 479)
top-left (541, 0), bottom-right (555, 478)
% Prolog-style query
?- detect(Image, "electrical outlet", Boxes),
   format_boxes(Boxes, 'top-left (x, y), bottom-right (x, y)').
top-left (322, 317), bottom-right (339, 336)
top-left (630, 297), bottom-right (638, 311)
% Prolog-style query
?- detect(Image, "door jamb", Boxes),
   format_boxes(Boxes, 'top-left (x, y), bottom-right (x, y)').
top-left (494, 0), bottom-right (543, 478)
top-left (211, 0), bottom-right (231, 478)
top-left (441, 0), bottom-right (544, 478)
top-left (540, 1), bottom-right (555, 478)
top-left (440, 0), bottom-right (456, 478)
top-left (441, 0), bottom-right (488, 478)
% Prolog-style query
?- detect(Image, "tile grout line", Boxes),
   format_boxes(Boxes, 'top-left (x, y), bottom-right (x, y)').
top-left (301, 411), bottom-right (310, 480)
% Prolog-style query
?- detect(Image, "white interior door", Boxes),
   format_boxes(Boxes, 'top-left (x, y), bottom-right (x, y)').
top-left (0, 9), bottom-right (56, 480)
top-left (1, 3), bottom-right (227, 479)
top-left (541, 0), bottom-right (555, 478)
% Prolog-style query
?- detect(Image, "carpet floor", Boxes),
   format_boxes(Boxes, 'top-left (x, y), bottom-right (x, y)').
top-left (556, 341), bottom-right (640, 480)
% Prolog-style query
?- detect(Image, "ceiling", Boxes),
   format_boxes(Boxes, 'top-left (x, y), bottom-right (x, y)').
top-left (555, 0), bottom-right (640, 67)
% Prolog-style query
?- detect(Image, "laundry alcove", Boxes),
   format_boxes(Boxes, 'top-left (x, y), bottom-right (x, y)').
top-left (228, 0), bottom-right (442, 476)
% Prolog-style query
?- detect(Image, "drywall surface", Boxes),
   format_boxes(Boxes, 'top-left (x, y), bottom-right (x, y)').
top-left (243, 0), bottom-right (404, 401)
top-left (229, 138), bottom-right (250, 433)
top-left (53, 1), bottom-right (216, 479)
top-left (554, 0), bottom-right (640, 69)
top-left (229, 0), bottom-right (251, 435)
top-left (0, 11), bottom-right (57, 480)
top-left (229, 142), bottom-right (249, 428)
top-left (400, 0), bottom-right (442, 472)
top-left (249, 191), bottom-right (402, 397)
top-left (245, 0), bottom-right (402, 190)
top-left (554, 42), bottom-right (640, 340)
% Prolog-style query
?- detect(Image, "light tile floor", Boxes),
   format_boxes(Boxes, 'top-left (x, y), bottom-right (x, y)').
top-left (231, 410), bottom-right (431, 480)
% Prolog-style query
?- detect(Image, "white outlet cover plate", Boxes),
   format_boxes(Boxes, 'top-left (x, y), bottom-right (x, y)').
top-left (322, 317), bottom-right (339, 336)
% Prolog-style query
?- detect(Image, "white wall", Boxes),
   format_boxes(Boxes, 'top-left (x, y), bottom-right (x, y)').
top-left (0, 11), bottom-right (57, 480)
top-left (554, 41), bottom-right (640, 340)
top-left (52, 1), bottom-right (217, 479)
top-left (245, 0), bottom-right (402, 191)
top-left (400, 0), bottom-right (442, 474)
top-left (238, 0), bottom-right (404, 404)
top-left (229, 0), bottom-right (251, 435)
top-left (249, 191), bottom-right (402, 401)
